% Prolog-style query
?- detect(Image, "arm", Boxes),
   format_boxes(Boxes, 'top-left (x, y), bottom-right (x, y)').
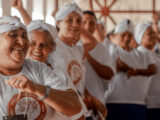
top-left (81, 29), bottom-right (114, 80)
top-left (116, 58), bottom-right (130, 72)
top-left (86, 53), bottom-right (114, 80)
top-left (12, 0), bottom-right (32, 25)
top-left (84, 89), bottom-right (107, 119)
top-left (152, 13), bottom-right (159, 35)
top-left (6, 74), bottom-right (82, 116)
top-left (127, 64), bottom-right (157, 77)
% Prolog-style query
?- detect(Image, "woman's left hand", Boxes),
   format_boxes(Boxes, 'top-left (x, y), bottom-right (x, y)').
top-left (6, 74), bottom-right (37, 93)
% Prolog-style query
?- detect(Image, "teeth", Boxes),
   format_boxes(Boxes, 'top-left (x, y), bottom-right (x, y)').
top-left (33, 53), bottom-right (42, 56)
top-left (14, 48), bottom-right (24, 51)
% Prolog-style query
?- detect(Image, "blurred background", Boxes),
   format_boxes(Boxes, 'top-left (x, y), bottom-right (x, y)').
top-left (0, 0), bottom-right (160, 32)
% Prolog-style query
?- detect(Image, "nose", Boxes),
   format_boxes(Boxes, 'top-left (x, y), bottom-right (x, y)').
top-left (17, 37), bottom-right (28, 46)
top-left (34, 44), bottom-right (43, 52)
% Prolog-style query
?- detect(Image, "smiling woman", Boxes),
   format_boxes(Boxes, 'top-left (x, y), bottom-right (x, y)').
top-left (0, 16), bottom-right (82, 120)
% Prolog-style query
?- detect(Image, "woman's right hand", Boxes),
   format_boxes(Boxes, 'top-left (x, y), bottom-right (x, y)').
top-left (12, 0), bottom-right (24, 10)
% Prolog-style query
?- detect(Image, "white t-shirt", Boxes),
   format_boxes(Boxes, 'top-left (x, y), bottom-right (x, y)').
top-left (48, 39), bottom-right (88, 118)
top-left (0, 59), bottom-right (71, 120)
top-left (103, 38), bottom-right (156, 105)
top-left (50, 40), bottom-right (86, 97)
top-left (85, 43), bottom-right (115, 104)
top-left (147, 52), bottom-right (160, 108)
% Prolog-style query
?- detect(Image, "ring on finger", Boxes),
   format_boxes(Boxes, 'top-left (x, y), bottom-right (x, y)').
top-left (16, 80), bottom-right (21, 84)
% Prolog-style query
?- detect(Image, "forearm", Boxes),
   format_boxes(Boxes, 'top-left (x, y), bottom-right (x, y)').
top-left (32, 83), bottom-right (82, 116)
top-left (117, 65), bottom-right (129, 72)
top-left (130, 64), bottom-right (157, 77)
top-left (87, 54), bottom-right (114, 80)
top-left (18, 8), bottom-right (32, 25)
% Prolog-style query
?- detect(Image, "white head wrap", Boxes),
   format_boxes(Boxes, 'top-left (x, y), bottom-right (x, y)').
top-left (114, 19), bottom-right (134, 34)
top-left (0, 16), bottom-right (26, 34)
top-left (55, 2), bottom-right (82, 22)
top-left (134, 21), bottom-right (151, 45)
top-left (27, 20), bottom-right (59, 63)
top-left (27, 20), bottom-right (58, 46)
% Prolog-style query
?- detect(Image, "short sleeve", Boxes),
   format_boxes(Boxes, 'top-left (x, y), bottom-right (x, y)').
top-left (38, 63), bottom-right (70, 90)
top-left (147, 50), bottom-right (156, 65)
top-left (89, 43), bottom-right (116, 74)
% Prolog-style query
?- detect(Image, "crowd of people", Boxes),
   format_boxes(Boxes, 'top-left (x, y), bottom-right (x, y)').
top-left (0, 0), bottom-right (159, 120)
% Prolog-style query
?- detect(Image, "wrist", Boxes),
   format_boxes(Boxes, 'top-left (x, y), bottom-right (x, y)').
top-left (38, 85), bottom-right (51, 101)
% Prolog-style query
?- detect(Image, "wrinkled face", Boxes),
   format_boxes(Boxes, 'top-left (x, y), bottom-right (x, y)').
top-left (27, 30), bottom-right (53, 63)
top-left (57, 12), bottom-right (82, 45)
top-left (141, 27), bottom-right (157, 50)
top-left (0, 28), bottom-right (29, 68)
top-left (82, 14), bottom-right (97, 34)
top-left (114, 31), bottom-right (133, 51)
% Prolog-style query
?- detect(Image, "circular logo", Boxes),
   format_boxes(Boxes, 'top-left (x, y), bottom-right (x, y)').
top-left (8, 92), bottom-right (47, 120)
top-left (67, 60), bottom-right (83, 85)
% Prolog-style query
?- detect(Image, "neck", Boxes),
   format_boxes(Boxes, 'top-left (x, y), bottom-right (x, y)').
top-left (0, 65), bottom-right (22, 76)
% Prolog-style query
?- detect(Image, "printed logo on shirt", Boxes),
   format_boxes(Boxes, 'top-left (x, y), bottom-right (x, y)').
top-left (67, 60), bottom-right (83, 85)
top-left (8, 92), bottom-right (47, 120)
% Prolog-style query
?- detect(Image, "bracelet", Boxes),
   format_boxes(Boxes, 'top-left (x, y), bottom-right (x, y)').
top-left (38, 85), bottom-right (51, 101)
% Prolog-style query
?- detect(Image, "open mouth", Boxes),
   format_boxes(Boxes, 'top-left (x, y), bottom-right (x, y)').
top-left (13, 48), bottom-right (25, 51)
top-left (70, 29), bottom-right (80, 32)
top-left (32, 52), bottom-right (43, 57)
top-left (12, 47), bottom-right (26, 55)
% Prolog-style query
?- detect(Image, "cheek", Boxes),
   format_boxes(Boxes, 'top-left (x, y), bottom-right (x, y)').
top-left (42, 49), bottom-right (51, 57)
top-left (27, 47), bottom-right (33, 56)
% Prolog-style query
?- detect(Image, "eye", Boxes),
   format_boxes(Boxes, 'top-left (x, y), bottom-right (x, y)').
top-left (77, 18), bottom-right (82, 25)
top-left (66, 18), bottom-right (73, 23)
top-left (22, 33), bottom-right (28, 39)
top-left (9, 32), bottom-right (17, 38)
top-left (40, 43), bottom-right (49, 48)
top-left (90, 21), bottom-right (95, 26)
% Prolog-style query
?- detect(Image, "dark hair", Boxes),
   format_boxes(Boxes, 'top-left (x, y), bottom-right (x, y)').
top-left (83, 10), bottom-right (97, 20)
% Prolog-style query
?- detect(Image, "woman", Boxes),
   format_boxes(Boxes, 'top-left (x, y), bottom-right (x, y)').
top-left (0, 16), bottom-right (82, 120)
top-left (27, 20), bottom-right (87, 120)
top-left (104, 19), bottom-right (157, 120)
top-left (54, 2), bottom-right (107, 120)
top-left (12, 1), bottom-right (87, 119)
top-left (137, 22), bottom-right (160, 120)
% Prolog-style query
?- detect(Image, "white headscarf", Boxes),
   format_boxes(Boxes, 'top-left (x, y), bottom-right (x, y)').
top-left (0, 16), bottom-right (26, 34)
top-left (134, 21), bottom-right (151, 45)
top-left (27, 20), bottom-right (58, 46)
top-left (55, 2), bottom-right (82, 22)
top-left (27, 20), bottom-right (59, 63)
top-left (114, 19), bottom-right (134, 34)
